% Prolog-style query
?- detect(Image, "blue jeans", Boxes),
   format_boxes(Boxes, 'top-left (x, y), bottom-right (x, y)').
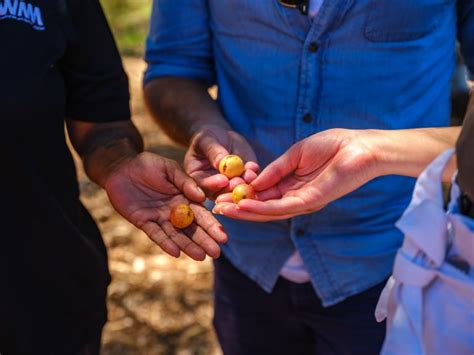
top-left (213, 255), bottom-right (386, 355)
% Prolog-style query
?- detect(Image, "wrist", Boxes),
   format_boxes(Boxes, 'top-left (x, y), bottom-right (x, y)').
top-left (85, 141), bottom-right (142, 188)
top-left (367, 127), bottom-right (460, 180)
top-left (188, 122), bottom-right (234, 147)
top-left (342, 129), bottom-right (386, 180)
top-left (189, 121), bottom-right (232, 142)
top-left (366, 129), bottom-right (401, 177)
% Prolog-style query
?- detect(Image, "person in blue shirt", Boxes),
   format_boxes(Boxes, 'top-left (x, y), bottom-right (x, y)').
top-left (144, 1), bottom-right (473, 354)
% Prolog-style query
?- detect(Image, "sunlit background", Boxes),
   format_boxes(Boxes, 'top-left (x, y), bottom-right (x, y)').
top-left (71, 2), bottom-right (222, 354)
top-left (101, 0), bottom-right (151, 56)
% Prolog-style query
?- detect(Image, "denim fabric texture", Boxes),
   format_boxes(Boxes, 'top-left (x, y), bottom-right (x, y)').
top-left (145, 0), bottom-right (474, 306)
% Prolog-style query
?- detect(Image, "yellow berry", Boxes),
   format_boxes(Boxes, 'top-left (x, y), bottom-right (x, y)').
top-left (219, 155), bottom-right (245, 178)
top-left (232, 184), bottom-right (256, 203)
top-left (170, 204), bottom-right (194, 229)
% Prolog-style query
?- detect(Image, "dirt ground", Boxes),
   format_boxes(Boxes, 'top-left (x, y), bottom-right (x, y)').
top-left (74, 57), bottom-right (222, 355)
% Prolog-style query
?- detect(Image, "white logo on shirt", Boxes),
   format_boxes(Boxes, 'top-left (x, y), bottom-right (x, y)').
top-left (0, 0), bottom-right (45, 30)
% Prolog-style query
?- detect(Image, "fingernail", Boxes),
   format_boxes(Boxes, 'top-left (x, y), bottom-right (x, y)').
top-left (212, 207), bottom-right (224, 215)
top-left (196, 186), bottom-right (205, 195)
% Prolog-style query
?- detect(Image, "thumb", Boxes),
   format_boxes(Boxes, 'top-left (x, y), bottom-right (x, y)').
top-left (251, 144), bottom-right (300, 191)
top-left (196, 132), bottom-right (230, 169)
top-left (169, 163), bottom-right (206, 203)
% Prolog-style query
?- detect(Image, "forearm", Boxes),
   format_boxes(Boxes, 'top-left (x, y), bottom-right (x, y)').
top-left (372, 126), bottom-right (461, 182)
top-left (456, 92), bottom-right (474, 199)
top-left (67, 120), bottom-right (144, 188)
top-left (144, 77), bottom-right (231, 146)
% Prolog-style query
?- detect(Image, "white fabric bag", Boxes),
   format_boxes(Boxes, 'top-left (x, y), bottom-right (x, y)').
top-left (375, 149), bottom-right (474, 355)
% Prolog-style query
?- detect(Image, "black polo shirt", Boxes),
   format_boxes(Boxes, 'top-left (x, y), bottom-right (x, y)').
top-left (0, 0), bottom-right (130, 353)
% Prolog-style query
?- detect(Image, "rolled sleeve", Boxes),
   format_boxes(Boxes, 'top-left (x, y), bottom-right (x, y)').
top-left (61, 0), bottom-right (131, 123)
top-left (458, 0), bottom-right (474, 80)
top-left (144, 0), bottom-right (215, 87)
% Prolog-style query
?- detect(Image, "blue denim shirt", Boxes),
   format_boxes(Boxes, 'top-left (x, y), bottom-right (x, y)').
top-left (145, 0), bottom-right (474, 306)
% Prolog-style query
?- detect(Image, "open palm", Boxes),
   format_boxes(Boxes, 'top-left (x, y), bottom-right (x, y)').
top-left (105, 152), bottom-right (227, 260)
top-left (214, 129), bottom-right (379, 221)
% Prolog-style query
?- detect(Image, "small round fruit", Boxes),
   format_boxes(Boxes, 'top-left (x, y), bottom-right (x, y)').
top-left (170, 204), bottom-right (194, 229)
top-left (219, 154), bottom-right (245, 178)
top-left (232, 184), bottom-right (256, 203)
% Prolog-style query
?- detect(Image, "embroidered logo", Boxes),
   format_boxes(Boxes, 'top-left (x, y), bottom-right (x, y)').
top-left (0, 0), bottom-right (45, 30)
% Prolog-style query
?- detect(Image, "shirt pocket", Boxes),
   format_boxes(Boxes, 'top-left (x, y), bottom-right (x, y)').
top-left (363, 0), bottom-right (451, 42)
top-left (209, 0), bottom-right (295, 38)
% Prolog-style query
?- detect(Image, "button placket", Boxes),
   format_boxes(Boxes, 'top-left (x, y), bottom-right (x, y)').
top-left (294, 19), bottom-right (323, 143)
top-left (303, 113), bottom-right (313, 123)
top-left (309, 42), bottom-right (318, 52)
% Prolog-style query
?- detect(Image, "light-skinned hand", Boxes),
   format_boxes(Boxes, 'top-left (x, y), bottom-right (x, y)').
top-left (213, 129), bottom-right (380, 221)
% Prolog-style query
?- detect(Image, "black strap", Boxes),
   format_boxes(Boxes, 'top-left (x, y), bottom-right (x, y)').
top-left (460, 192), bottom-right (474, 218)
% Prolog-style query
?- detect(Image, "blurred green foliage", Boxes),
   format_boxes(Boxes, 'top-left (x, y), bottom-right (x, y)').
top-left (100, 0), bottom-right (151, 56)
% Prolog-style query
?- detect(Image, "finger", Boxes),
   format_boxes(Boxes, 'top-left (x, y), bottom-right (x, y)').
top-left (237, 196), bottom-right (312, 216)
top-left (190, 203), bottom-right (228, 244)
top-left (254, 186), bottom-right (283, 201)
top-left (169, 162), bottom-right (206, 203)
top-left (197, 134), bottom-right (230, 169)
top-left (191, 172), bottom-right (229, 196)
top-left (184, 224), bottom-right (222, 259)
top-left (242, 169), bottom-right (258, 184)
top-left (184, 151), bottom-right (212, 176)
top-left (161, 221), bottom-right (207, 261)
top-left (228, 132), bottom-right (258, 162)
top-left (245, 161), bottom-right (260, 174)
top-left (228, 176), bottom-right (246, 190)
top-left (215, 192), bottom-right (233, 203)
top-left (213, 202), bottom-right (296, 222)
top-left (250, 145), bottom-right (300, 191)
top-left (141, 222), bottom-right (181, 258)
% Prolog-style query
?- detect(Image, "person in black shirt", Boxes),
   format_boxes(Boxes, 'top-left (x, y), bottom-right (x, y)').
top-left (0, 1), bottom-right (227, 354)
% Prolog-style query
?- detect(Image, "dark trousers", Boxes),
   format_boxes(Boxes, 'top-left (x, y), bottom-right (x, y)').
top-left (213, 255), bottom-right (386, 355)
top-left (77, 331), bottom-right (102, 355)
top-left (0, 310), bottom-right (103, 355)
top-left (0, 328), bottom-right (102, 355)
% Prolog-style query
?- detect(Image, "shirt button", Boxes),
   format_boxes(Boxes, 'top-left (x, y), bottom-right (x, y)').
top-left (309, 42), bottom-right (318, 53)
top-left (296, 229), bottom-right (305, 237)
top-left (303, 113), bottom-right (313, 123)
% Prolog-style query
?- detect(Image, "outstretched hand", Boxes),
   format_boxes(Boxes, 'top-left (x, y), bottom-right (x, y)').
top-left (213, 129), bottom-right (380, 221)
top-left (104, 152), bottom-right (227, 261)
top-left (185, 125), bottom-right (260, 199)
